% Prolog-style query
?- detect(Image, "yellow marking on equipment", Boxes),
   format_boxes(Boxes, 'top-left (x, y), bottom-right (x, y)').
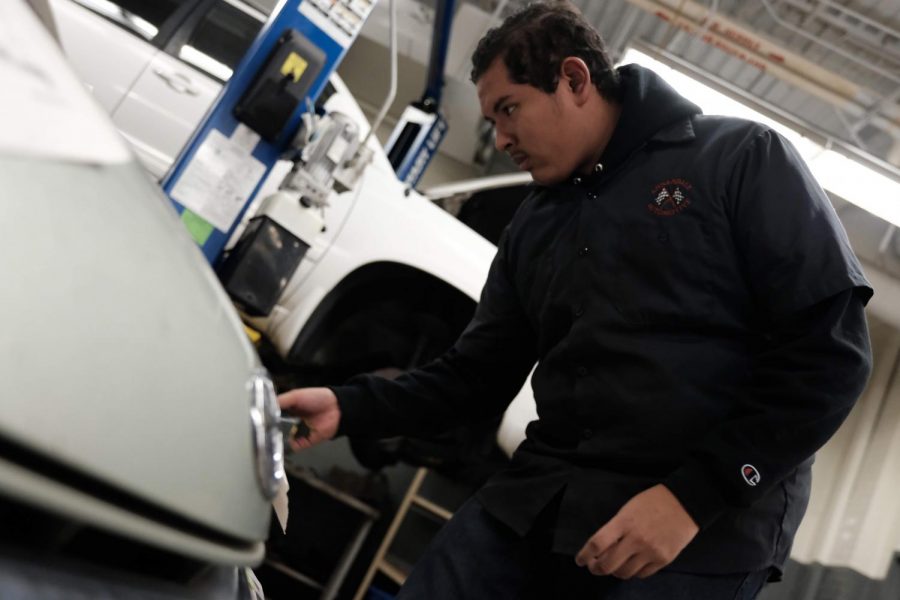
top-left (280, 52), bottom-right (308, 83)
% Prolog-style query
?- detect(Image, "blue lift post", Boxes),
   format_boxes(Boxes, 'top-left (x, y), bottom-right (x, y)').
top-left (384, 0), bottom-right (456, 187)
top-left (422, 0), bottom-right (456, 113)
top-left (161, 0), bottom-right (378, 265)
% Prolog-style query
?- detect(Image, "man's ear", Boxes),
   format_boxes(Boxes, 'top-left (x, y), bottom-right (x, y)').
top-left (559, 57), bottom-right (592, 104)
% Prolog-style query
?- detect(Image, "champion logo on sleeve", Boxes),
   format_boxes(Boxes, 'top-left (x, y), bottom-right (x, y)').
top-left (741, 464), bottom-right (761, 486)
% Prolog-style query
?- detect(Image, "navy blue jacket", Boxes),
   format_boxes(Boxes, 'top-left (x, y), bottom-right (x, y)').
top-left (334, 64), bottom-right (873, 575)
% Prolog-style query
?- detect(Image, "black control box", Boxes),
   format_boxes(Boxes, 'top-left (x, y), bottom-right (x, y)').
top-left (234, 29), bottom-right (326, 142)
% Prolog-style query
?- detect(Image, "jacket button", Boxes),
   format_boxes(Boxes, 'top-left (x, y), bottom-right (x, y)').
top-left (582, 428), bottom-right (593, 440)
top-left (573, 305), bottom-right (585, 317)
top-left (658, 232), bottom-right (669, 243)
top-left (576, 366), bottom-right (588, 377)
top-left (573, 177), bottom-right (582, 185)
top-left (587, 192), bottom-right (598, 201)
top-left (578, 246), bottom-right (590, 257)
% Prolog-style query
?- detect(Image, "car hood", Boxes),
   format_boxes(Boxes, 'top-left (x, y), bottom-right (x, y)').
top-left (0, 157), bottom-right (271, 549)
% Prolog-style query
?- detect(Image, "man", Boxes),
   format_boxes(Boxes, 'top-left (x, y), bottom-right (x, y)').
top-left (279, 3), bottom-right (873, 598)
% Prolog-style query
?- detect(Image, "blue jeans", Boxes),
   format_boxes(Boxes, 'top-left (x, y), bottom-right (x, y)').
top-left (396, 498), bottom-right (770, 600)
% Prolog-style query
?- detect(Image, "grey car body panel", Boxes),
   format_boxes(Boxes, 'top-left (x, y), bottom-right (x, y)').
top-left (0, 156), bottom-right (270, 553)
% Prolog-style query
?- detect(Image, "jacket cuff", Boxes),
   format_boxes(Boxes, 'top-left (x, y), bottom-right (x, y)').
top-left (330, 384), bottom-right (374, 438)
top-left (663, 462), bottom-right (729, 529)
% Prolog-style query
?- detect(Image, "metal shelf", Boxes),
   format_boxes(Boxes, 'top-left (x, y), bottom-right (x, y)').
top-left (265, 559), bottom-right (325, 591)
top-left (353, 467), bottom-right (456, 600)
top-left (410, 493), bottom-right (453, 521)
top-left (267, 467), bottom-right (379, 600)
top-left (377, 554), bottom-right (410, 585)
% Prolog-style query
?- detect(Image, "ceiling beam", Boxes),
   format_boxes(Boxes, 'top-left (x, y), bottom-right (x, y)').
top-left (625, 0), bottom-right (900, 133)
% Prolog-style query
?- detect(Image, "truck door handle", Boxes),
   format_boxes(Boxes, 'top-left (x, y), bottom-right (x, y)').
top-left (153, 68), bottom-right (199, 96)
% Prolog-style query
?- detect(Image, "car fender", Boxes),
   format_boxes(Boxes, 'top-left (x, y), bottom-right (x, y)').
top-left (255, 163), bottom-right (496, 355)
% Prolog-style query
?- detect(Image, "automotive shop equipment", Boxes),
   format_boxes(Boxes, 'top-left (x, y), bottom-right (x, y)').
top-left (161, 0), bottom-right (378, 315)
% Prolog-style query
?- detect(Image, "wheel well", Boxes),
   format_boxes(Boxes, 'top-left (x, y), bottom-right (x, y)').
top-left (263, 262), bottom-right (476, 388)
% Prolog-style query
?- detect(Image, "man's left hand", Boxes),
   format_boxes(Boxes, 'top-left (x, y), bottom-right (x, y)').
top-left (574, 484), bottom-right (699, 580)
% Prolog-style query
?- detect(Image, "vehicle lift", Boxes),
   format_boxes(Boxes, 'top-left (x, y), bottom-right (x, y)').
top-left (383, 0), bottom-right (455, 187)
top-left (161, 0), bottom-right (457, 320)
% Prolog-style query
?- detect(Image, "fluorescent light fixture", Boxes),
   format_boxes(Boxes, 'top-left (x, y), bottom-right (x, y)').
top-left (620, 49), bottom-right (900, 228)
top-left (808, 150), bottom-right (900, 228)
top-left (179, 46), bottom-right (233, 81)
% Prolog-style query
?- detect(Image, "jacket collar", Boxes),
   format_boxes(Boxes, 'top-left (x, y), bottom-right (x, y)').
top-left (598, 64), bottom-right (701, 171)
top-left (536, 64), bottom-right (702, 190)
top-left (650, 117), bottom-right (696, 144)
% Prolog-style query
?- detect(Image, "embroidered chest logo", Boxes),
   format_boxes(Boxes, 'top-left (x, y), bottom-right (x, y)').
top-left (648, 178), bottom-right (693, 216)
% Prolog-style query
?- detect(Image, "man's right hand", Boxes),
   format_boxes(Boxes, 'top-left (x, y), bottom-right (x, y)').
top-left (278, 387), bottom-right (341, 450)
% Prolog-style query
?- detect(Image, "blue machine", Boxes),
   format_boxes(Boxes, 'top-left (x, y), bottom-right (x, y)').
top-left (162, 0), bottom-right (377, 266)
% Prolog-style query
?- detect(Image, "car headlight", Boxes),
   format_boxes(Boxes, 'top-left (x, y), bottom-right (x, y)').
top-left (248, 368), bottom-right (285, 499)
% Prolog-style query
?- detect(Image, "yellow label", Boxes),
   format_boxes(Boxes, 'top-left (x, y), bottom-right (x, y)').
top-left (280, 52), bottom-right (308, 83)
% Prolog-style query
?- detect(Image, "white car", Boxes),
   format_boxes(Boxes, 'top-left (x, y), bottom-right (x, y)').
top-left (0, 2), bottom-right (277, 596)
top-left (50, 0), bottom-right (268, 179)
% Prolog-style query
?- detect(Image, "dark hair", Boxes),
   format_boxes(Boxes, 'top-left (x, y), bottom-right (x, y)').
top-left (470, 1), bottom-right (620, 100)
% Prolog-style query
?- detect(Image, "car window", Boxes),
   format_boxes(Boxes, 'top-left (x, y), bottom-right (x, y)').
top-left (72, 0), bottom-right (190, 41)
top-left (176, 0), bottom-right (266, 81)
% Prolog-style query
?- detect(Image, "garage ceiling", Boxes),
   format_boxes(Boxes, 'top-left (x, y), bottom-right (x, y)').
top-left (565, 0), bottom-right (900, 170)
top-left (354, 0), bottom-right (900, 174)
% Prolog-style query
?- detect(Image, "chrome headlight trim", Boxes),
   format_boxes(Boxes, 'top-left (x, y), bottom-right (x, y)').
top-left (248, 368), bottom-right (284, 500)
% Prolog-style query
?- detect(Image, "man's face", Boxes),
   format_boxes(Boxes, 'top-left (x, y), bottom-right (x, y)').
top-left (477, 58), bottom-right (581, 185)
